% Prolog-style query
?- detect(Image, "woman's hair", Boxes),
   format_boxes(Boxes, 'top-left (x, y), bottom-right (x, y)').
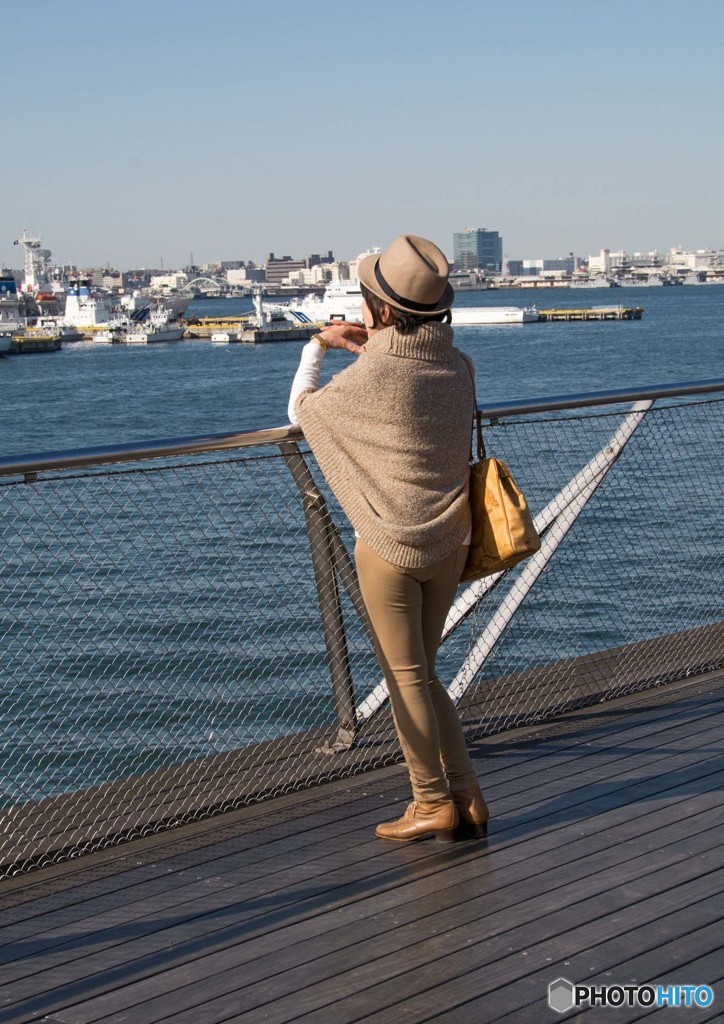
top-left (360, 284), bottom-right (452, 335)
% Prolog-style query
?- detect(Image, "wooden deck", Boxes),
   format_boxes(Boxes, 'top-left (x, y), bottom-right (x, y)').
top-left (1, 672), bottom-right (722, 1024)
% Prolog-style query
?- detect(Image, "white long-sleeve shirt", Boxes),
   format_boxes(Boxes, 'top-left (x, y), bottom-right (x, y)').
top-left (288, 341), bottom-right (326, 425)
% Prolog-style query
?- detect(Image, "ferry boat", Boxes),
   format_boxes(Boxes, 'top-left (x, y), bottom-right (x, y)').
top-left (452, 305), bottom-right (538, 325)
top-left (287, 281), bottom-right (364, 323)
top-left (283, 281), bottom-right (537, 326)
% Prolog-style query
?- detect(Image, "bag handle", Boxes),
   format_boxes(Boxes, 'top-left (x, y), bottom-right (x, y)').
top-left (462, 356), bottom-right (486, 462)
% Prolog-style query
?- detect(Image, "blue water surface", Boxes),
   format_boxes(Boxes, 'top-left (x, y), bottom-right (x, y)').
top-left (0, 285), bottom-right (722, 805)
top-left (1, 285), bottom-right (722, 457)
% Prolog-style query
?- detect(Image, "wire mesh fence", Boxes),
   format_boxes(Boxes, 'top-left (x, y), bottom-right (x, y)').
top-left (1, 394), bottom-right (722, 875)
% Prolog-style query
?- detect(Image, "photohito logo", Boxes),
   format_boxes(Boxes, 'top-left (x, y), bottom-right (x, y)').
top-left (548, 978), bottom-right (715, 1013)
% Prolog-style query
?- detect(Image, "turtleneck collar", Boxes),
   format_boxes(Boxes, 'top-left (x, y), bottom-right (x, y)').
top-left (365, 321), bottom-right (455, 362)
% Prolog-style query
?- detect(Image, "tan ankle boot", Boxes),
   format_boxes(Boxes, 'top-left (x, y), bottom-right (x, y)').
top-left (375, 799), bottom-right (458, 843)
top-left (451, 784), bottom-right (489, 839)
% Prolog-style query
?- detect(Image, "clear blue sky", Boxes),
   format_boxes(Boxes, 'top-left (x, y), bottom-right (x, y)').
top-left (2, 0), bottom-right (723, 269)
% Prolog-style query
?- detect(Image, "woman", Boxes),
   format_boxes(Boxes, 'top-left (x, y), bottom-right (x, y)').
top-left (288, 234), bottom-right (489, 842)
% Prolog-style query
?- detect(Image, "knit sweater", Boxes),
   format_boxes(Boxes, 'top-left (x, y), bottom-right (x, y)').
top-left (294, 322), bottom-right (474, 568)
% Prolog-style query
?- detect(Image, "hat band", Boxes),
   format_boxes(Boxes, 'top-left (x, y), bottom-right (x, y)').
top-left (374, 260), bottom-right (442, 312)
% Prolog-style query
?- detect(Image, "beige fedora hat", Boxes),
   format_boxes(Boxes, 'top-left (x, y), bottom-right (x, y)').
top-left (358, 234), bottom-right (454, 315)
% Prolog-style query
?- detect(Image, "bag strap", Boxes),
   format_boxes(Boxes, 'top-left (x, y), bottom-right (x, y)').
top-left (462, 355), bottom-right (486, 462)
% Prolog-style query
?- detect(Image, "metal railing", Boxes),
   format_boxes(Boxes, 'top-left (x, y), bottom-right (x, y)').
top-left (1, 378), bottom-right (722, 876)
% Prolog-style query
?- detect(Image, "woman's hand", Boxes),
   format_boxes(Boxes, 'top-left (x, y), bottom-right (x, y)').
top-left (317, 321), bottom-right (368, 354)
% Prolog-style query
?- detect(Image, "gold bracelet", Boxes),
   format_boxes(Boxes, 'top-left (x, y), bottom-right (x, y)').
top-left (311, 333), bottom-right (328, 350)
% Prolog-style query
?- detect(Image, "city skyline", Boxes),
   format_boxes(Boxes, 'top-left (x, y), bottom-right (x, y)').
top-left (4, 230), bottom-right (719, 278)
top-left (2, 0), bottom-right (723, 269)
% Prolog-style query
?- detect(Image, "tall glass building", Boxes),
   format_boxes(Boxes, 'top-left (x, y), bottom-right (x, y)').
top-left (453, 228), bottom-right (503, 272)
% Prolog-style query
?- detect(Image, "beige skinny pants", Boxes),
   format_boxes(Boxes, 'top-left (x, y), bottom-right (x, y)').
top-left (355, 537), bottom-right (477, 802)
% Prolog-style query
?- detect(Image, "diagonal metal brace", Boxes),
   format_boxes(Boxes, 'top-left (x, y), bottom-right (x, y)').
top-left (280, 442), bottom-right (358, 751)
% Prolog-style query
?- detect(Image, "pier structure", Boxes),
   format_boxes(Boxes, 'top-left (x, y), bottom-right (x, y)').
top-left (188, 316), bottom-right (320, 343)
top-left (187, 285), bottom-right (323, 342)
top-left (8, 334), bottom-right (62, 354)
top-left (0, 378), bottom-right (722, 1020)
top-left (537, 306), bottom-right (644, 321)
top-left (233, 323), bottom-right (320, 343)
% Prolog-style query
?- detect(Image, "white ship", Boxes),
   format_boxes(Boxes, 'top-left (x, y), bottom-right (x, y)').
top-left (95, 307), bottom-right (185, 345)
top-left (452, 306), bottom-right (538, 325)
top-left (13, 229), bottom-right (64, 306)
top-left (62, 279), bottom-right (113, 328)
top-left (10, 230), bottom-right (192, 337)
top-left (125, 323), bottom-right (185, 345)
top-left (119, 290), bottom-right (191, 319)
top-left (284, 281), bottom-right (364, 323)
top-left (90, 329), bottom-right (117, 345)
top-left (282, 281), bottom-right (537, 326)
top-left (93, 324), bottom-right (185, 345)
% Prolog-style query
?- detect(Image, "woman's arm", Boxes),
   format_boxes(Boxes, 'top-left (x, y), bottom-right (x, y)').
top-left (288, 340), bottom-right (326, 424)
top-left (287, 323), bottom-right (368, 425)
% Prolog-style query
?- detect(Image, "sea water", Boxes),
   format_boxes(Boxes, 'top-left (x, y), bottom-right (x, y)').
top-left (0, 286), bottom-right (722, 803)
top-left (0, 285), bottom-right (722, 456)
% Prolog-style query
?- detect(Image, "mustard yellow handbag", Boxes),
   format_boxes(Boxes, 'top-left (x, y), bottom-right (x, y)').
top-left (461, 370), bottom-right (541, 583)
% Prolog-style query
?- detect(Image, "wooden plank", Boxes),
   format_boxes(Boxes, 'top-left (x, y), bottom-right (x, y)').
top-left (482, 700), bottom-right (724, 808)
top-left (1, 681), bottom-right (721, 1024)
top-left (0, 782), bottom-right (407, 945)
top-left (3, 708), bottom-right (721, 980)
top-left (444, 903), bottom-right (724, 1022)
top-left (634, 950), bottom-right (724, 1024)
top-left (2, 675), bottom-right (720, 917)
top-left (5, 688), bottom-right (719, 940)
top-left (43, 779), bottom-right (724, 1024)
top-left (6, 683), bottom-right (721, 921)
top-left (2, 708), bottom-right (720, 987)
top-left (69, 806), bottom-right (724, 1024)
top-left (4, 760), bottom-right (722, 1024)
top-left (285, 867), bottom-right (724, 1024)
top-left (3, 626), bottom-right (720, 871)
top-left (0, 764), bottom-right (409, 917)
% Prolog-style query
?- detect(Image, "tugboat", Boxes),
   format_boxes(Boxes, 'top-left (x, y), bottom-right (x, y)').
top-left (124, 307), bottom-right (185, 344)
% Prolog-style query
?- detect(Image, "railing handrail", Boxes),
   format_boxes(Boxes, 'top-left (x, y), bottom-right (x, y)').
top-left (1, 376), bottom-right (722, 479)
top-left (476, 377), bottom-right (724, 418)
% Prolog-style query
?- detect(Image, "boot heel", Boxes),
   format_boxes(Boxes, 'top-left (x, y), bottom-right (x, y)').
top-left (455, 820), bottom-right (488, 840)
top-left (434, 827), bottom-right (459, 843)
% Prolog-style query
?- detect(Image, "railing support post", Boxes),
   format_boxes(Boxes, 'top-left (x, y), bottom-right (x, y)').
top-left (280, 442), bottom-right (357, 751)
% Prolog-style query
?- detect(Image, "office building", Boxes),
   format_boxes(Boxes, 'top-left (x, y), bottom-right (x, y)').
top-left (265, 255), bottom-right (307, 284)
top-left (264, 251), bottom-right (336, 284)
top-left (453, 228), bottom-right (503, 273)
